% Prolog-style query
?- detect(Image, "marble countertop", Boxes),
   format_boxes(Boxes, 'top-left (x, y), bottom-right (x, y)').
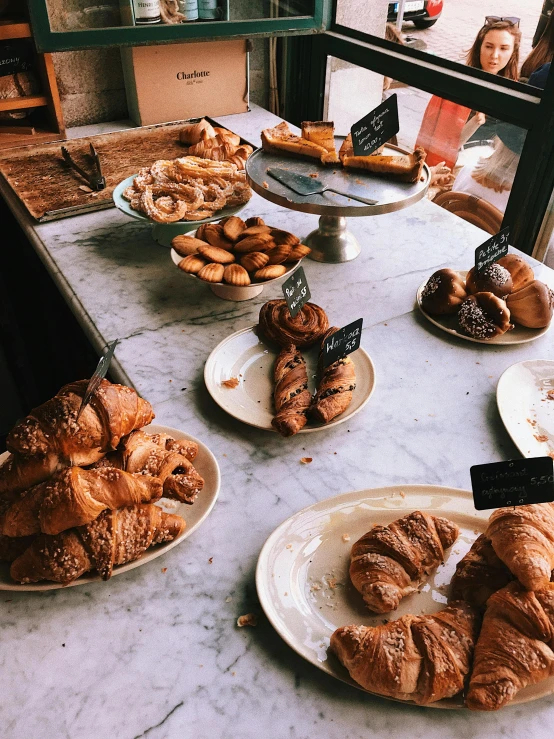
top-left (2, 106), bottom-right (554, 739)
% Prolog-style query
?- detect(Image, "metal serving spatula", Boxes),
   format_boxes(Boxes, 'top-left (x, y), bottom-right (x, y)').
top-left (76, 339), bottom-right (119, 420)
top-left (267, 167), bottom-right (378, 206)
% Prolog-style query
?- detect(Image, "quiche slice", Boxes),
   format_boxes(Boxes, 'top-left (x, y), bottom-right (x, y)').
top-left (339, 133), bottom-right (426, 183)
top-left (301, 121), bottom-right (340, 164)
top-left (261, 121), bottom-right (331, 164)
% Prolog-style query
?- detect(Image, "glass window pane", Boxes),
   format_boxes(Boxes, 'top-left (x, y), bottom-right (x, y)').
top-left (325, 55), bottom-right (528, 222)
top-left (335, 0), bottom-right (552, 87)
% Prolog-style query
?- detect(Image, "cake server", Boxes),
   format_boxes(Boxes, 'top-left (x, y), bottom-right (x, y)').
top-left (76, 339), bottom-right (119, 420)
top-left (267, 167), bottom-right (378, 206)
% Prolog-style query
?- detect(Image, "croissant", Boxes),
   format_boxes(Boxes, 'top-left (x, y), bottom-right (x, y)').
top-left (310, 327), bottom-right (356, 424)
top-left (449, 534), bottom-right (513, 609)
top-left (258, 299), bottom-right (330, 349)
top-left (271, 344), bottom-right (311, 437)
top-left (350, 510), bottom-right (459, 613)
top-left (2, 379), bottom-right (154, 495)
top-left (90, 429), bottom-right (204, 504)
top-left (10, 503), bottom-right (186, 584)
top-left (0, 467), bottom-right (163, 537)
top-left (466, 582), bottom-right (554, 711)
top-left (0, 533), bottom-right (35, 562)
top-left (331, 601), bottom-right (480, 704)
top-left (486, 502), bottom-right (554, 590)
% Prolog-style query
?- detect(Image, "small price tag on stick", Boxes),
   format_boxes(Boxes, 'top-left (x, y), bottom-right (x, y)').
top-left (321, 318), bottom-right (363, 369)
top-left (282, 266), bottom-right (311, 318)
top-left (475, 227), bottom-right (509, 273)
top-left (470, 457), bottom-right (554, 511)
top-left (351, 95), bottom-right (399, 157)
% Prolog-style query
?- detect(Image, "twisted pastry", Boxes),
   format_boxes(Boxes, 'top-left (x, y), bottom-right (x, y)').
top-left (310, 327), bottom-right (356, 424)
top-left (271, 344), bottom-right (311, 437)
top-left (467, 582), bottom-right (554, 711)
top-left (331, 601), bottom-right (480, 705)
top-left (350, 510), bottom-right (459, 613)
top-left (448, 534), bottom-right (513, 609)
top-left (258, 299), bottom-right (329, 349)
top-left (10, 504), bottom-right (186, 584)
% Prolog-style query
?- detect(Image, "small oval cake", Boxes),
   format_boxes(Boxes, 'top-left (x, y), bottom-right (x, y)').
top-left (420, 268), bottom-right (467, 315)
top-left (497, 254), bottom-right (534, 292)
top-left (458, 292), bottom-right (513, 340)
top-left (506, 280), bottom-right (554, 328)
top-left (465, 263), bottom-right (513, 299)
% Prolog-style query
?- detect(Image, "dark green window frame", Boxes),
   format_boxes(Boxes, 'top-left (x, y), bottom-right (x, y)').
top-left (28, 0), bottom-right (332, 52)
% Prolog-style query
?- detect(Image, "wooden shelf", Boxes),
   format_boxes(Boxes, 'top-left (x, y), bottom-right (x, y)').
top-left (0, 20), bottom-right (32, 40)
top-left (0, 96), bottom-right (48, 113)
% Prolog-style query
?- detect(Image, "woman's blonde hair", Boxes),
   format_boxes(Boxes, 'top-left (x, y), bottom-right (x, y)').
top-left (466, 20), bottom-right (521, 80)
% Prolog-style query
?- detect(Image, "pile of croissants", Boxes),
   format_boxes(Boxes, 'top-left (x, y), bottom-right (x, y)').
top-left (0, 379), bottom-right (204, 585)
top-left (179, 118), bottom-right (253, 170)
top-left (331, 506), bottom-right (554, 711)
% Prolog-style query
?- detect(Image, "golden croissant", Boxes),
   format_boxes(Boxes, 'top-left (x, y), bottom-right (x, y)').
top-left (485, 502), bottom-right (554, 590)
top-left (0, 467), bottom-right (163, 537)
top-left (449, 534), bottom-right (513, 609)
top-left (89, 429), bottom-right (204, 504)
top-left (350, 510), bottom-right (459, 613)
top-left (10, 503), bottom-right (186, 584)
top-left (466, 582), bottom-right (554, 711)
top-left (331, 601), bottom-right (480, 704)
top-left (271, 344), bottom-right (311, 437)
top-left (1, 379), bottom-right (154, 495)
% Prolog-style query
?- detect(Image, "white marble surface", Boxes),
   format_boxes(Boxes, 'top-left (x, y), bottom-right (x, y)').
top-left (2, 106), bottom-right (554, 738)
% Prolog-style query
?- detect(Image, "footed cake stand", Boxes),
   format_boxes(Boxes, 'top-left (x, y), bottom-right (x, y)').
top-left (246, 142), bottom-right (430, 263)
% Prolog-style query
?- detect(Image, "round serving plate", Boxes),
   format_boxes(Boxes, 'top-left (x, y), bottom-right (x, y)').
top-left (170, 246), bottom-right (305, 302)
top-left (417, 270), bottom-right (552, 345)
top-left (0, 424), bottom-right (220, 591)
top-left (113, 174), bottom-right (248, 248)
top-left (204, 325), bottom-right (375, 432)
top-left (256, 484), bottom-right (554, 709)
top-left (497, 359), bottom-right (554, 458)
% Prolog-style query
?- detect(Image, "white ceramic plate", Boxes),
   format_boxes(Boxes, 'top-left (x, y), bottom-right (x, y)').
top-left (256, 485), bottom-right (554, 709)
top-left (204, 326), bottom-right (376, 432)
top-left (497, 359), bottom-right (554, 459)
top-left (0, 423), bottom-right (220, 591)
top-left (170, 247), bottom-right (304, 302)
top-left (417, 270), bottom-right (551, 345)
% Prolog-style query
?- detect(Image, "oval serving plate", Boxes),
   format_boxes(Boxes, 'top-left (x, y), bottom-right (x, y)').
top-left (416, 270), bottom-right (551, 345)
top-left (497, 359), bottom-right (554, 459)
top-left (0, 423), bottom-right (220, 591)
top-left (256, 485), bottom-right (554, 709)
top-left (204, 326), bottom-right (375, 432)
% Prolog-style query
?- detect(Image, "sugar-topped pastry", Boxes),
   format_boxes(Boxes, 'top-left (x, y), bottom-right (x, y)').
top-left (465, 263), bottom-right (512, 299)
top-left (420, 268), bottom-right (467, 315)
top-left (458, 292), bottom-right (513, 340)
top-left (497, 254), bottom-right (534, 292)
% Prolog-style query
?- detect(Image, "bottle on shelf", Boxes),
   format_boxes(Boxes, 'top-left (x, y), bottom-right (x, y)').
top-left (178, 0), bottom-right (199, 22)
top-left (132, 0), bottom-right (161, 24)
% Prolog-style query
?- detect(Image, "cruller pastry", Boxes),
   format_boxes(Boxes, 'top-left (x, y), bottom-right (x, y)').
top-left (258, 299), bottom-right (330, 349)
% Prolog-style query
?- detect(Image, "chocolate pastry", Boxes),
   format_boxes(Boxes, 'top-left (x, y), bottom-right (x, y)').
top-left (310, 327), bottom-right (356, 424)
top-left (420, 268), bottom-right (467, 315)
top-left (465, 263), bottom-right (513, 299)
top-left (458, 292), bottom-right (513, 339)
top-left (497, 254), bottom-right (534, 292)
top-left (271, 344), bottom-right (311, 437)
top-left (506, 280), bottom-right (554, 328)
top-left (258, 299), bottom-right (330, 349)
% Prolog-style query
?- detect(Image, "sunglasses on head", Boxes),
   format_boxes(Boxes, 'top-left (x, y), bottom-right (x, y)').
top-left (484, 16), bottom-right (520, 27)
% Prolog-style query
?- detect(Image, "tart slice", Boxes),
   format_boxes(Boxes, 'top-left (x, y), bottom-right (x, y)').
top-left (339, 133), bottom-right (426, 183)
top-left (261, 121), bottom-right (330, 164)
top-left (301, 121), bottom-right (340, 164)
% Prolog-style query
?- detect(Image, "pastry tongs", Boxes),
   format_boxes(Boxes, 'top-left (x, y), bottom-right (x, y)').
top-left (61, 143), bottom-right (106, 190)
top-left (76, 339), bottom-right (119, 420)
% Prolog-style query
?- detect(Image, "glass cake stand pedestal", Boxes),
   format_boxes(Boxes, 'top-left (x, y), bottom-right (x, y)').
top-left (246, 142), bottom-right (430, 263)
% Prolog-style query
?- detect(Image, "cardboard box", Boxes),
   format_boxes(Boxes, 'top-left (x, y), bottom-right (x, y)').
top-left (121, 39), bottom-right (249, 126)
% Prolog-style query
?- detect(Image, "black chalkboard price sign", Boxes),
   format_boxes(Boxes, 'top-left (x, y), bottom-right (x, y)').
top-left (321, 318), bottom-right (363, 369)
top-left (470, 457), bottom-right (554, 511)
top-left (282, 266), bottom-right (311, 318)
top-left (475, 226), bottom-right (510, 273)
top-left (351, 95), bottom-right (400, 157)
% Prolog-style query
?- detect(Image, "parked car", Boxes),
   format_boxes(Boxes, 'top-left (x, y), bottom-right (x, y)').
top-left (387, 0), bottom-right (443, 29)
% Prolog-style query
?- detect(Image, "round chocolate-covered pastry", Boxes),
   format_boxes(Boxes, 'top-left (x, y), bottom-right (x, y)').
top-left (458, 292), bottom-right (513, 340)
top-left (497, 254), bottom-right (534, 292)
top-left (506, 280), bottom-right (554, 328)
top-left (420, 268), bottom-right (467, 316)
top-left (258, 299), bottom-right (329, 348)
top-left (465, 263), bottom-right (512, 299)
